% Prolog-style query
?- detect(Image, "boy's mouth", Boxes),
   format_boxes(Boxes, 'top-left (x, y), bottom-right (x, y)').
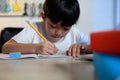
top-left (51, 35), bottom-right (62, 38)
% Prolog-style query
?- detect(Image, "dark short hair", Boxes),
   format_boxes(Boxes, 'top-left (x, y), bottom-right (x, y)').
top-left (43, 0), bottom-right (80, 27)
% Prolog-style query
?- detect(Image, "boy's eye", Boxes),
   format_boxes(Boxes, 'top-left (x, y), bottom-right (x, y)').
top-left (50, 24), bottom-right (56, 28)
top-left (63, 27), bottom-right (70, 31)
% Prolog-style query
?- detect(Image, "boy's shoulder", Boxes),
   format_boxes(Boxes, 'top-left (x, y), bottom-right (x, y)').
top-left (70, 26), bottom-right (80, 34)
top-left (71, 26), bottom-right (79, 30)
top-left (69, 26), bottom-right (87, 37)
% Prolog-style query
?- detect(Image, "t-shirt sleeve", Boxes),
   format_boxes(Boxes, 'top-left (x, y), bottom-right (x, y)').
top-left (71, 26), bottom-right (90, 45)
top-left (79, 32), bottom-right (90, 45)
top-left (12, 27), bottom-right (36, 43)
top-left (72, 27), bottom-right (90, 45)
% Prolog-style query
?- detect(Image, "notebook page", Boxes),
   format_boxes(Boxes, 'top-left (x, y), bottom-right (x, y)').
top-left (0, 54), bottom-right (38, 59)
top-left (0, 54), bottom-right (9, 59)
top-left (37, 50), bottom-right (71, 58)
top-left (0, 51), bottom-right (69, 59)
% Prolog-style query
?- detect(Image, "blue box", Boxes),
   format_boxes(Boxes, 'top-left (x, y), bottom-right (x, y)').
top-left (94, 52), bottom-right (120, 80)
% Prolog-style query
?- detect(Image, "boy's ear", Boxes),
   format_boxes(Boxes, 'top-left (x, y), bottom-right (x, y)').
top-left (40, 12), bottom-right (46, 21)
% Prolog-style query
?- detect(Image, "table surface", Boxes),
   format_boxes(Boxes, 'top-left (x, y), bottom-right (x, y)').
top-left (0, 58), bottom-right (97, 80)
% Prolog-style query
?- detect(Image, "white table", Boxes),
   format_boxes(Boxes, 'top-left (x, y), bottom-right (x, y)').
top-left (0, 58), bottom-right (97, 80)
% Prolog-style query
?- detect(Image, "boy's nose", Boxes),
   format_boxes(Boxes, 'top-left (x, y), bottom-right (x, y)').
top-left (55, 30), bottom-right (63, 36)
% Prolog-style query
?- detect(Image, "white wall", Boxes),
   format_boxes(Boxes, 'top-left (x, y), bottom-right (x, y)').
top-left (77, 0), bottom-right (92, 35)
top-left (116, 0), bottom-right (120, 29)
top-left (0, 17), bottom-right (27, 29)
top-left (0, 17), bottom-right (42, 31)
top-left (92, 0), bottom-right (115, 32)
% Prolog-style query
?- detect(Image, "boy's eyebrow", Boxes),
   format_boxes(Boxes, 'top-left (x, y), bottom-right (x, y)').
top-left (48, 22), bottom-right (58, 28)
top-left (49, 23), bottom-right (56, 27)
top-left (49, 22), bottom-right (71, 29)
top-left (48, 19), bottom-right (71, 28)
top-left (64, 27), bottom-right (70, 29)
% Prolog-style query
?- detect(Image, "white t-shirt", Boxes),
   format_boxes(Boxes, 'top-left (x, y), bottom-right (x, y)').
top-left (12, 22), bottom-right (90, 54)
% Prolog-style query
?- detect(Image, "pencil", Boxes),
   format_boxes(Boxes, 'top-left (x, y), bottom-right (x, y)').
top-left (26, 21), bottom-right (47, 41)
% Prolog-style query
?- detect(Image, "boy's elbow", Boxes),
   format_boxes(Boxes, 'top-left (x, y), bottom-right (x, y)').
top-left (2, 39), bottom-right (16, 54)
top-left (2, 43), bottom-right (9, 54)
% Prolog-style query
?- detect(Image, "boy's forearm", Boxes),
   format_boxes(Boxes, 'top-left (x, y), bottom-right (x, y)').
top-left (2, 43), bottom-right (38, 54)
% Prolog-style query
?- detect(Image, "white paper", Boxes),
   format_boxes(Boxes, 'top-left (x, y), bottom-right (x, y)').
top-left (0, 53), bottom-right (93, 60)
top-left (0, 53), bottom-right (69, 59)
top-left (0, 54), bottom-right (37, 59)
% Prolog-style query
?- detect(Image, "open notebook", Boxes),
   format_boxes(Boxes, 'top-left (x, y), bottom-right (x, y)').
top-left (0, 53), bottom-right (93, 60)
top-left (0, 53), bottom-right (68, 59)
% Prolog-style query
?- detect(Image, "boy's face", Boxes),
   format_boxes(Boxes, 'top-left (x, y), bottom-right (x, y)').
top-left (44, 18), bottom-right (71, 42)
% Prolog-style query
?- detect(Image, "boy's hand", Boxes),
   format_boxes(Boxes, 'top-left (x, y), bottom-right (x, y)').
top-left (36, 41), bottom-right (58, 55)
top-left (66, 44), bottom-right (85, 58)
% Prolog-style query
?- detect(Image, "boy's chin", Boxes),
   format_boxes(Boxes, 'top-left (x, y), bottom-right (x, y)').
top-left (52, 38), bottom-right (61, 42)
top-left (50, 37), bottom-right (62, 42)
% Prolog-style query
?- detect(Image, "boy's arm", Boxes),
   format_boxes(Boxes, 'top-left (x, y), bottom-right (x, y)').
top-left (2, 39), bottom-right (58, 54)
top-left (2, 39), bottom-right (37, 54)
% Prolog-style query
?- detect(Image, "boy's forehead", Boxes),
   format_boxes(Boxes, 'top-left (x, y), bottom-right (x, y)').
top-left (47, 18), bottom-right (61, 24)
top-left (46, 18), bottom-right (71, 29)
top-left (47, 18), bottom-right (61, 26)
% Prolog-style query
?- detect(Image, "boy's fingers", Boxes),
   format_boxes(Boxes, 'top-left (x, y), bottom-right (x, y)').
top-left (71, 44), bottom-right (81, 58)
top-left (43, 41), bottom-right (58, 54)
top-left (76, 44), bottom-right (83, 57)
top-left (71, 45), bottom-right (79, 57)
top-left (67, 47), bottom-right (72, 56)
top-left (67, 44), bottom-right (85, 58)
top-left (71, 46), bottom-right (76, 57)
top-left (39, 49), bottom-right (49, 55)
top-left (47, 41), bottom-right (58, 51)
top-left (41, 46), bottom-right (57, 55)
top-left (76, 45), bottom-right (81, 57)
top-left (46, 49), bottom-right (55, 55)
top-left (49, 45), bottom-right (58, 54)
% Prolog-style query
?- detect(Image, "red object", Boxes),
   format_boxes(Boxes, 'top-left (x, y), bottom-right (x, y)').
top-left (90, 30), bottom-right (120, 55)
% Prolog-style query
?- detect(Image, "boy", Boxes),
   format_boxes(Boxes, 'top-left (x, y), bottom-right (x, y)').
top-left (2, 0), bottom-right (92, 58)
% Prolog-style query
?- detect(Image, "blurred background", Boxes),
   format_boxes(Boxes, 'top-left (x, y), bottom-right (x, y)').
top-left (0, 0), bottom-right (120, 35)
